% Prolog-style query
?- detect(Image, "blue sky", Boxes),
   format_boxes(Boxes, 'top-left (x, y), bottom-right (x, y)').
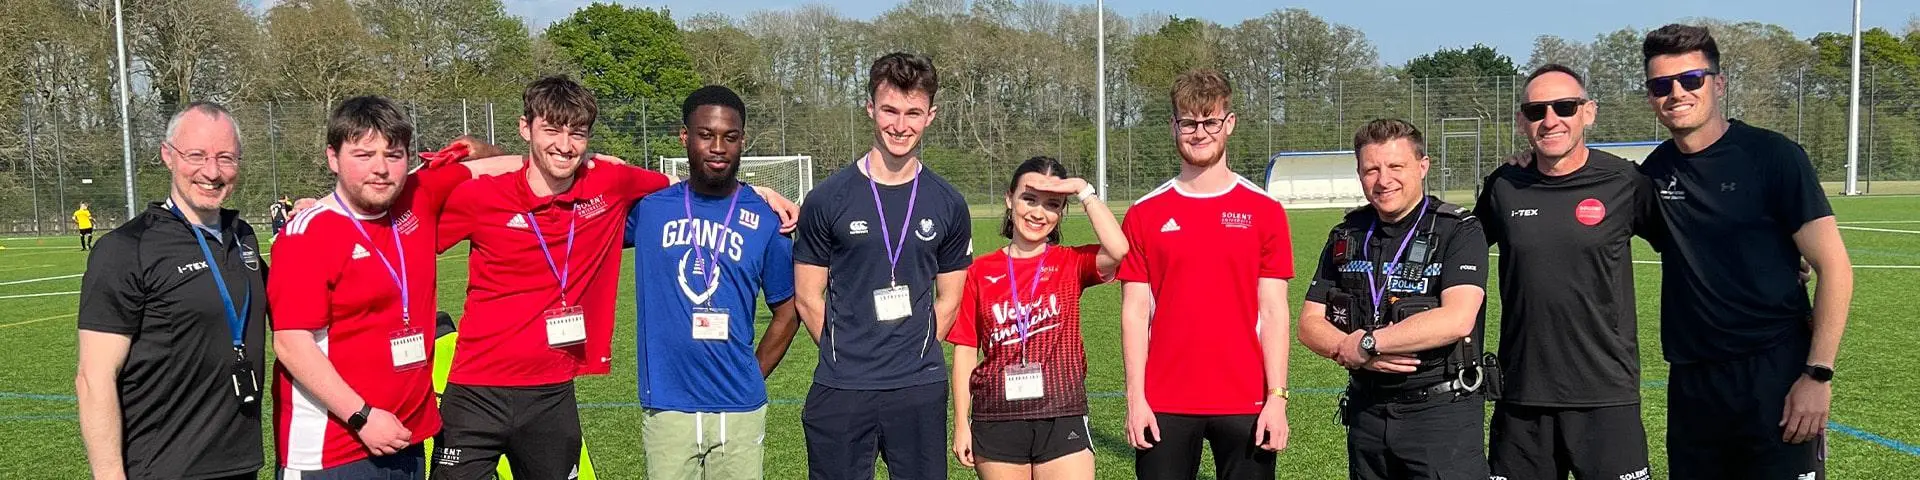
top-left (494, 0), bottom-right (1918, 64)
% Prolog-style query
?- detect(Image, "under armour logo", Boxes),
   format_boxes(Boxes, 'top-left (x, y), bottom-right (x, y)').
top-left (1721, 183), bottom-right (1737, 192)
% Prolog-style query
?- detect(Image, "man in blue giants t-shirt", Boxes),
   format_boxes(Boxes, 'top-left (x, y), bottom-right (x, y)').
top-left (624, 85), bottom-right (803, 480)
top-left (793, 52), bottom-right (974, 480)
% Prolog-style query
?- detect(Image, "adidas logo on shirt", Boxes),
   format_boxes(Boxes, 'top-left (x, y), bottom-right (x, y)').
top-left (1160, 218), bottom-right (1181, 233)
top-left (351, 244), bottom-right (371, 260)
top-left (506, 215), bottom-right (529, 229)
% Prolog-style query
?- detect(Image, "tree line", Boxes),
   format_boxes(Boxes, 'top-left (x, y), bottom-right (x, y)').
top-left (2, 0), bottom-right (1916, 226)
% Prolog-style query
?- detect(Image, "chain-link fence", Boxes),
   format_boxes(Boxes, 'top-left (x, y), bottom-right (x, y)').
top-left (5, 64), bottom-right (1916, 233)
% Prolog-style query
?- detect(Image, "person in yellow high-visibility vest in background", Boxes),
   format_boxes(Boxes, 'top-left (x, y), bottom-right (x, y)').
top-left (74, 202), bottom-right (95, 251)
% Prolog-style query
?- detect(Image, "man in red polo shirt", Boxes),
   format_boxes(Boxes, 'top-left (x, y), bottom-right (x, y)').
top-left (428, 76), bottom-right (795, 480)
top-left (269, 96), bottom-right (526, 478)
top-left (1119, 69), bottom-right (1295, 480)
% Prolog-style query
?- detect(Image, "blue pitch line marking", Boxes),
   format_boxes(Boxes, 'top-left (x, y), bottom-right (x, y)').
top-left (1828, 422), bottom-right (1920, 456)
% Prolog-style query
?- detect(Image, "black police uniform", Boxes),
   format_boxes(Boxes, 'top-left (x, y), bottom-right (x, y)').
top-left (1641, 120), bottom-right (1833, 480)
top-left (1303, 195), bottom-right (1490, 480)
top-left (77, 200), bottom-right (268, 480)
top-left (1475, 151), bottom-right (1659, 480)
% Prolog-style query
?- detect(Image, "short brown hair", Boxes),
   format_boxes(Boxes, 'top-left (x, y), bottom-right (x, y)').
top-left (1353, 118), bottom-right (1427, 159)
top-left (522, 75), bottom-right (598, 132)
top-left (1642, 24), bottom-right (1720, 72)
top-left (327, 96), bottom-right (413, 152)
top-left (1170, 69), bottom-right (1232, 116)
top-left (867, 52), bottom-right (939, 100)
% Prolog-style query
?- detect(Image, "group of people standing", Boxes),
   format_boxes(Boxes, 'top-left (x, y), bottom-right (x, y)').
top-left (72, 22), bottom-right (1848, 480)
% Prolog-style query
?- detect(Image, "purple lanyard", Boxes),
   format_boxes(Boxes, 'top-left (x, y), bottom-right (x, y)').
top-left (1362, 198), bottom-right (1428, 323)
top-left (332, 194), bottom-right (411, 327)
top-left (525, 208), bottom-right (577, 307)
top-left (863, 157), bottom-right (920, 286)
top-left (683, 183), bottom-right (741, 304)
top-left (1003, 245), bottom-right (1048, 364)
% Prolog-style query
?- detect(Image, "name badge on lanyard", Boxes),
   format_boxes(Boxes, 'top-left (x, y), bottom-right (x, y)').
top-left (873, 285), bottom-right (912, 321)
top-left (331, 194), bottom-right (428, 371)
top-left (524, 209), bottom-right (585, 348)
top-left (692, 307), bottom-right (730, 340)
top-left (390, 328), bottom-right (427, 370)
top-left (1001, 245), bottom-right (1049, 401)
top-left (1004, 363), bottom-right (1045, 400)
top-left (863, 157), bottom-right (922, 323)
top-left (545, 305), bottom-right (587, 347)
top-left (685, 184), bottom-right (742, 341)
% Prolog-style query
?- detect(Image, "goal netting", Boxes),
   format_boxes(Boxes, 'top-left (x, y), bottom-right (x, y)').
top-left (659, 155), bottom-right (815, 204)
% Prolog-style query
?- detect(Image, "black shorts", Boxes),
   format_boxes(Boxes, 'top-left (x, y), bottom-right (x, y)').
top-left (1134, 413), bottom-right (1275, 480)
top-left (801, 382), bottom-right (947, 480)
top-left (1667, 338), bottom-right (1825, 480)
top-left (971, 415), bottom-right (1093, 464)
top-left (430, 382), bottom-right (581, 480)
top-left (1489, 403), bottom-right (1650, 480)
top-left (79, 228), bottom-right (94, 235)
top-left (1345, 391), bottom-right (1487, 480)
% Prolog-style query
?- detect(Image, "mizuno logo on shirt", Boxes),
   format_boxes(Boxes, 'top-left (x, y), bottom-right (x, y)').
top-left (1160, 219), bottom-right (1181, 233)
top-left (506, 216), bottom-right (529, 229)
top-left (984, 275), bottom-right (1006, 284)
top-left (351, 244), bottom-right (371, 260)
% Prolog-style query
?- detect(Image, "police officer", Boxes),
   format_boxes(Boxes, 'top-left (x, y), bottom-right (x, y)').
top-left (77, 102), bottom-right (268, 480)
top-left (1297, 118), bottom-right (1491, 480)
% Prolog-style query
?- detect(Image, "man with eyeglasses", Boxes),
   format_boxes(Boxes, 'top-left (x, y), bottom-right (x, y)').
top-left (1120, 68), bottom-right (1293, 479)
top-left (1637, 24), bottom-right (1852, 480)
top-left (1475, 64), bottom-right (1661, 480)
top-left (77, 102), bottom-right (269, 480)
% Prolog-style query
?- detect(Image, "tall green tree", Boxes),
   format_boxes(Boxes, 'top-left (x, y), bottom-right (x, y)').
top-left (1404, 43), bottom-right (1518, 79)
top-left (1129, 17), bottom-right (1222, 104)
top-left (545, 2), bottom-right (701, 161)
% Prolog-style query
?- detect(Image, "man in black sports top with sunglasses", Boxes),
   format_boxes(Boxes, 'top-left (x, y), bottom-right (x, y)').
top-left (1637, 24), bottom-right (1852, 480)
top-left (1476, 63), bottom-right (1663, 480)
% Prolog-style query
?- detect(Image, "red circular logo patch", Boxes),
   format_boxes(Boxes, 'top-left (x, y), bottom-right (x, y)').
top-left (1575, 198), bottom-right (1606, 226)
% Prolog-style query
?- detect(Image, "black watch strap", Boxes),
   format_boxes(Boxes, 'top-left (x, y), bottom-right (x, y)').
top-left (1359, 330), bottom-right (1379, 357)
top-left (1805, 364), bottom-right (1834, 383)
top-left (347, 404), bottom-right (372, 432)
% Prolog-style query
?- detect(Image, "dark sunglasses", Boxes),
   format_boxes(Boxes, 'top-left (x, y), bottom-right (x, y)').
top-left (1644, 69), bottom-right (1717, 97)
top-left (1520, 99), bottom-right (1587, 122)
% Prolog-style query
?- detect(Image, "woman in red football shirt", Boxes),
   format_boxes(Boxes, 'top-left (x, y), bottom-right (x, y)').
top-left (948, 156), bottom-right (1128, 479)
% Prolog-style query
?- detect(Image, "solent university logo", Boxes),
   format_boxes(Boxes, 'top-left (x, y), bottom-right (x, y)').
top-left (915, 218), bottom-right (938, 241)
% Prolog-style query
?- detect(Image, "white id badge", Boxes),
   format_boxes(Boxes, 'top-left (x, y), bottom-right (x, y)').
top-left (872, 285), bottom-right (912, 321)
top-left (1004, 363), bottom-right (1045, 401)
top-left (389, 328), bottom-right (428, 371)
top-left (692, 307), bottom-right (730, 341)
top-left (544, 305), bottom-right (587, 347)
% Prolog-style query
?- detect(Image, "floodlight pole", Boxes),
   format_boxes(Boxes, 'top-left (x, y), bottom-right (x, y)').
top-left (1844, 0), bottom-right (1862, 195)
top-left (114, 0), bottom-right (137, 218)
top-left (1095, 0), bottom-right (1108, 199)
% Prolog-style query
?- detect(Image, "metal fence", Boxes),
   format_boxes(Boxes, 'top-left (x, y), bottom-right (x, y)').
top-left (4, 65), bottom-right (1916, 233)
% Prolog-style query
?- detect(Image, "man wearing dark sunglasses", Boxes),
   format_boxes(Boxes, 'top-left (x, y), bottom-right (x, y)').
top-left (1477, 64), bottom-right (1661, 480)
top-left (1637, 24), bottom-right (1852, 480)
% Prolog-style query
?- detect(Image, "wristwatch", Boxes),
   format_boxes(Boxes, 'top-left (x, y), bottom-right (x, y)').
top-left (347, 404), bottom-right (372, 432)
top-left (1804, 364), bottom-right (1834, 383)
top-left (1358, 330), bottom-right (1379, 357)
top-left (1269, 388), bottom-right (1290, 401)
top-left (1076, 185), bottom-right (1098, 202)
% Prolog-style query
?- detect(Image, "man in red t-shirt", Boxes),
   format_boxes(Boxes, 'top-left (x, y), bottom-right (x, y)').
top-left (427, 76), bottom-right (796, 480)
top-left (269, 96), bottom-right (525, 478)
top-left (1118, 69), bottom-right (1295, 480)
